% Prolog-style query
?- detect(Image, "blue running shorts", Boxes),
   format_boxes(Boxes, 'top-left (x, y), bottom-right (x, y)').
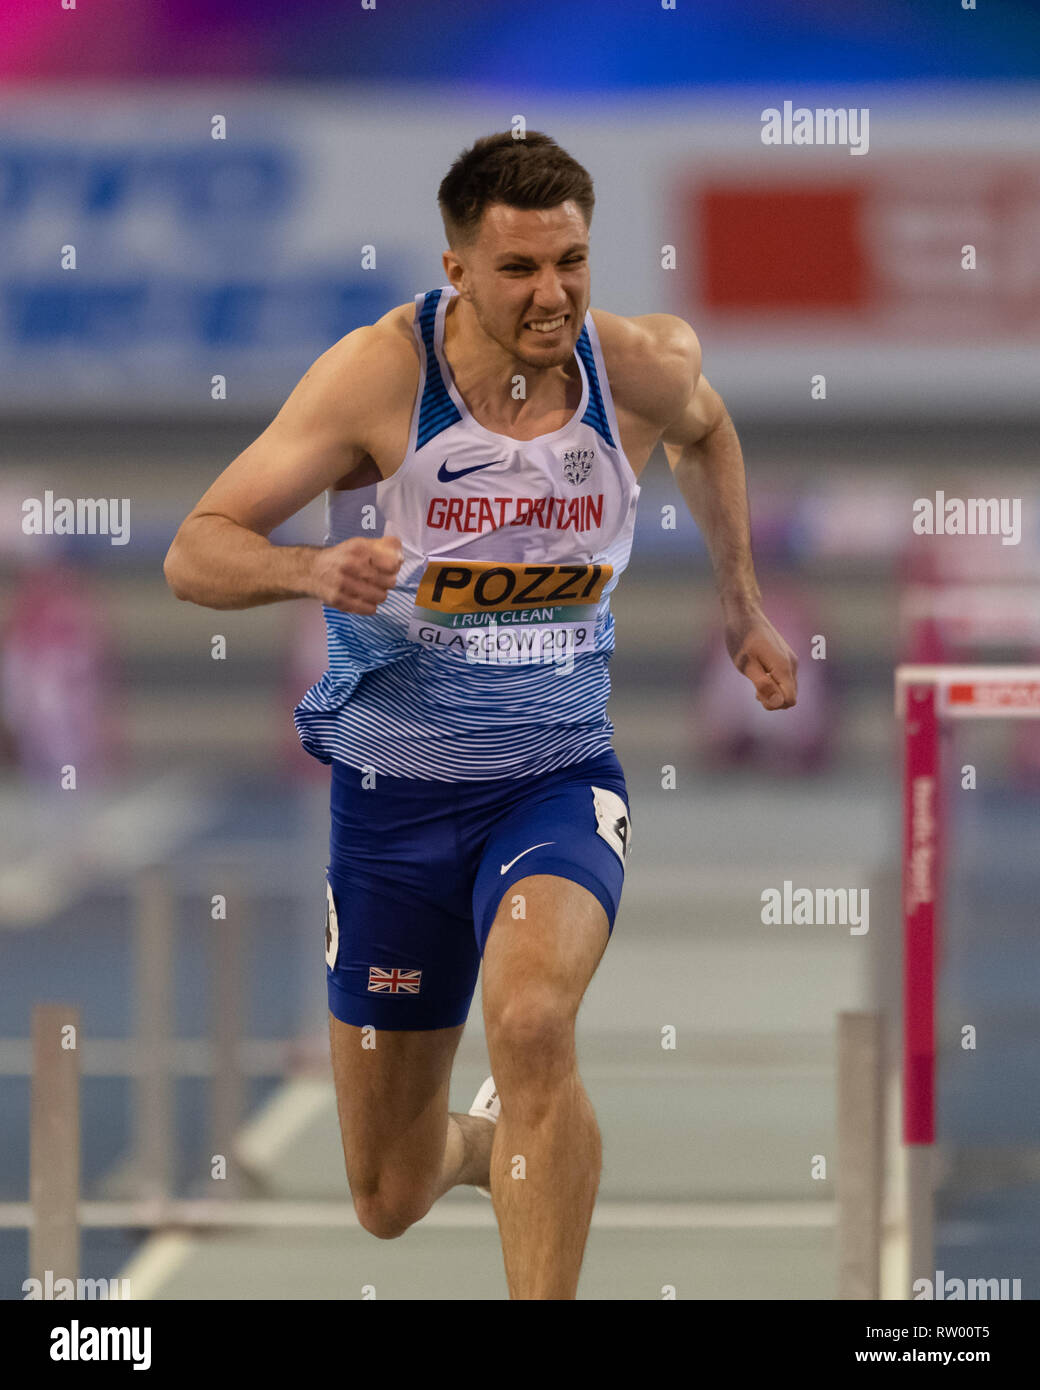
top-left (324, 749), bottom-right (632, 1031)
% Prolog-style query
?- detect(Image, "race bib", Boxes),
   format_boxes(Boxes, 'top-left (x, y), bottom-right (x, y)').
top-left (408, 558), bottom-right (613, 666)
top-left (591, 785), bottom-right (632, 866)
top-left (324, 880), bottom-right (339, 969)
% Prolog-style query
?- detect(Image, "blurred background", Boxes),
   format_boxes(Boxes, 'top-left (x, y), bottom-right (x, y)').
top-left (2, 0), bottom-right (1039, 1300)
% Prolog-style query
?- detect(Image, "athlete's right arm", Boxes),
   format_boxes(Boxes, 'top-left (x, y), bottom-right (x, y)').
top-left (162, 326), bottom-right (407, 613)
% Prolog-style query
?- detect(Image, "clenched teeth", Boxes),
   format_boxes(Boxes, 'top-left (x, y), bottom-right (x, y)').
top-left (526, 315), bottom-right (567, 333)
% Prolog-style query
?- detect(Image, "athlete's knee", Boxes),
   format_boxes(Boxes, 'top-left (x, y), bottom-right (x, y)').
top-left (485, 988), bottom-right (576, 1071)
top-left (352, 1186), bottom-right (431, 1241)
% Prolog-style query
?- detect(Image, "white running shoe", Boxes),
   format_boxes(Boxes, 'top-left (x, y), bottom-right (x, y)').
top-left (468, 1076), bottom-right (500, 1199)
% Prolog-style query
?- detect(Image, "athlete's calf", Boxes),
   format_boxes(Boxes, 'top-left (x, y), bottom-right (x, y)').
top-left (481, 873), bottom-right (610, 1299)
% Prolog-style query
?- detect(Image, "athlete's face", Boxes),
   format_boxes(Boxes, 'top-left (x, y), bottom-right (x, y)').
top-left (444, 201), bottom-right (591, 368)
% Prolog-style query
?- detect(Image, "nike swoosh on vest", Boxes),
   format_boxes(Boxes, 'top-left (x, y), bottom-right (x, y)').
top-left (436, 458), bottom-right (507, 482)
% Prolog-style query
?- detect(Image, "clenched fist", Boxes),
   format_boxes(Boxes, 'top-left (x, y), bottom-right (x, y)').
top-left (310, 536), bottom-right (404, 614)
top-left (724, 605), bottom-right (799, 710)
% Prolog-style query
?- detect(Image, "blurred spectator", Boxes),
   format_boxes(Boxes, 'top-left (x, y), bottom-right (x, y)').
top-left (0, 560), bottom-right (123, 785)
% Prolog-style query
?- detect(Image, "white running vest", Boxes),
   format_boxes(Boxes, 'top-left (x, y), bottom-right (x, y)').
top-left (294, 285), bottom-right (641, 780)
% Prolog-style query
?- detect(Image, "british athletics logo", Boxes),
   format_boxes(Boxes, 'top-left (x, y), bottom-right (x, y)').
top-left (368, 966), bottom-right (422, 994)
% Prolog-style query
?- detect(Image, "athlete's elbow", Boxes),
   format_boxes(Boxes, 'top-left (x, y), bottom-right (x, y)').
top-left (163, 537), bottom-right (199, 602)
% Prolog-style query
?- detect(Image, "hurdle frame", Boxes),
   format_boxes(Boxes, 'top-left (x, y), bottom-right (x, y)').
top-left (894, 663), bottom-right (1040, 1297)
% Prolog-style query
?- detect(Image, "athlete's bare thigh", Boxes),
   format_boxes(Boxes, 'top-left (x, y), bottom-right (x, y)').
top-left (328, 1016), bottom-right (465, 1207)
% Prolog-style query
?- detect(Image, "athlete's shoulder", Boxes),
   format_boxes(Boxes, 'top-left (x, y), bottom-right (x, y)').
top-left (326, 300), bottom-right (418, 377)
top-left (300, 301), bottom-right (419, 419)
top-left (589, 308), bottom-right (702, 426)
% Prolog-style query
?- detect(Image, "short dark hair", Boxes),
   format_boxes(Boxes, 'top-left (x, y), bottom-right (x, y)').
top-left (438, 132), bottom-right (595, 247)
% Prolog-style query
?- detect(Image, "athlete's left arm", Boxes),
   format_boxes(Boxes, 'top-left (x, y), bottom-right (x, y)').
top-left (657, 320), bottom-right (798, 711)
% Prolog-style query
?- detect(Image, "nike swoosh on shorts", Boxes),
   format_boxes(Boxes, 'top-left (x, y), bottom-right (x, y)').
top-left (500, 842), bottom-right (555, 875)
top-left (437, 458), bottom-right (506, 482)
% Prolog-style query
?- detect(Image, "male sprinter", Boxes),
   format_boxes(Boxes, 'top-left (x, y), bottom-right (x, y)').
top-left (164, 132), bottom-right (797, 1300)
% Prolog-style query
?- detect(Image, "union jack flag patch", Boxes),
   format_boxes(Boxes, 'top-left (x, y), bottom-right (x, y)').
top-left (368, 966), bottom-right (422, 995)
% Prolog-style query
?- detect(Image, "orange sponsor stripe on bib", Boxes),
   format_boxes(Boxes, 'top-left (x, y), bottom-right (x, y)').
top-left (415, 560), bottom-right (613, 614)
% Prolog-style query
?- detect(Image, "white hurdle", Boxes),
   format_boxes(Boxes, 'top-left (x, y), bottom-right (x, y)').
top-left (836, 1010), bottom-right (883, 1299)
top-left (30, 1003), bottom-right (81, 1285)
top-left (133, 866), bottom-right (174, 1206)
top-left (211, 871), bottom-right (246, 1198)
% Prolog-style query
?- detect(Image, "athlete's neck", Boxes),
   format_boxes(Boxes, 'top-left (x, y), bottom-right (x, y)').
top-left (442, 294), bottom-right (582, 430)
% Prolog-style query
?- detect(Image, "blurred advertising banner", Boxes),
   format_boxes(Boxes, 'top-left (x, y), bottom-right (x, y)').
top-left (678, 154), bottom-right (1040, 415)
top-left (692, 160), bottom-right (1039, 333)
top-left (0, 87), bottom-right (1037, 418)
top-left (0, 88), bottom-right (416, 414)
